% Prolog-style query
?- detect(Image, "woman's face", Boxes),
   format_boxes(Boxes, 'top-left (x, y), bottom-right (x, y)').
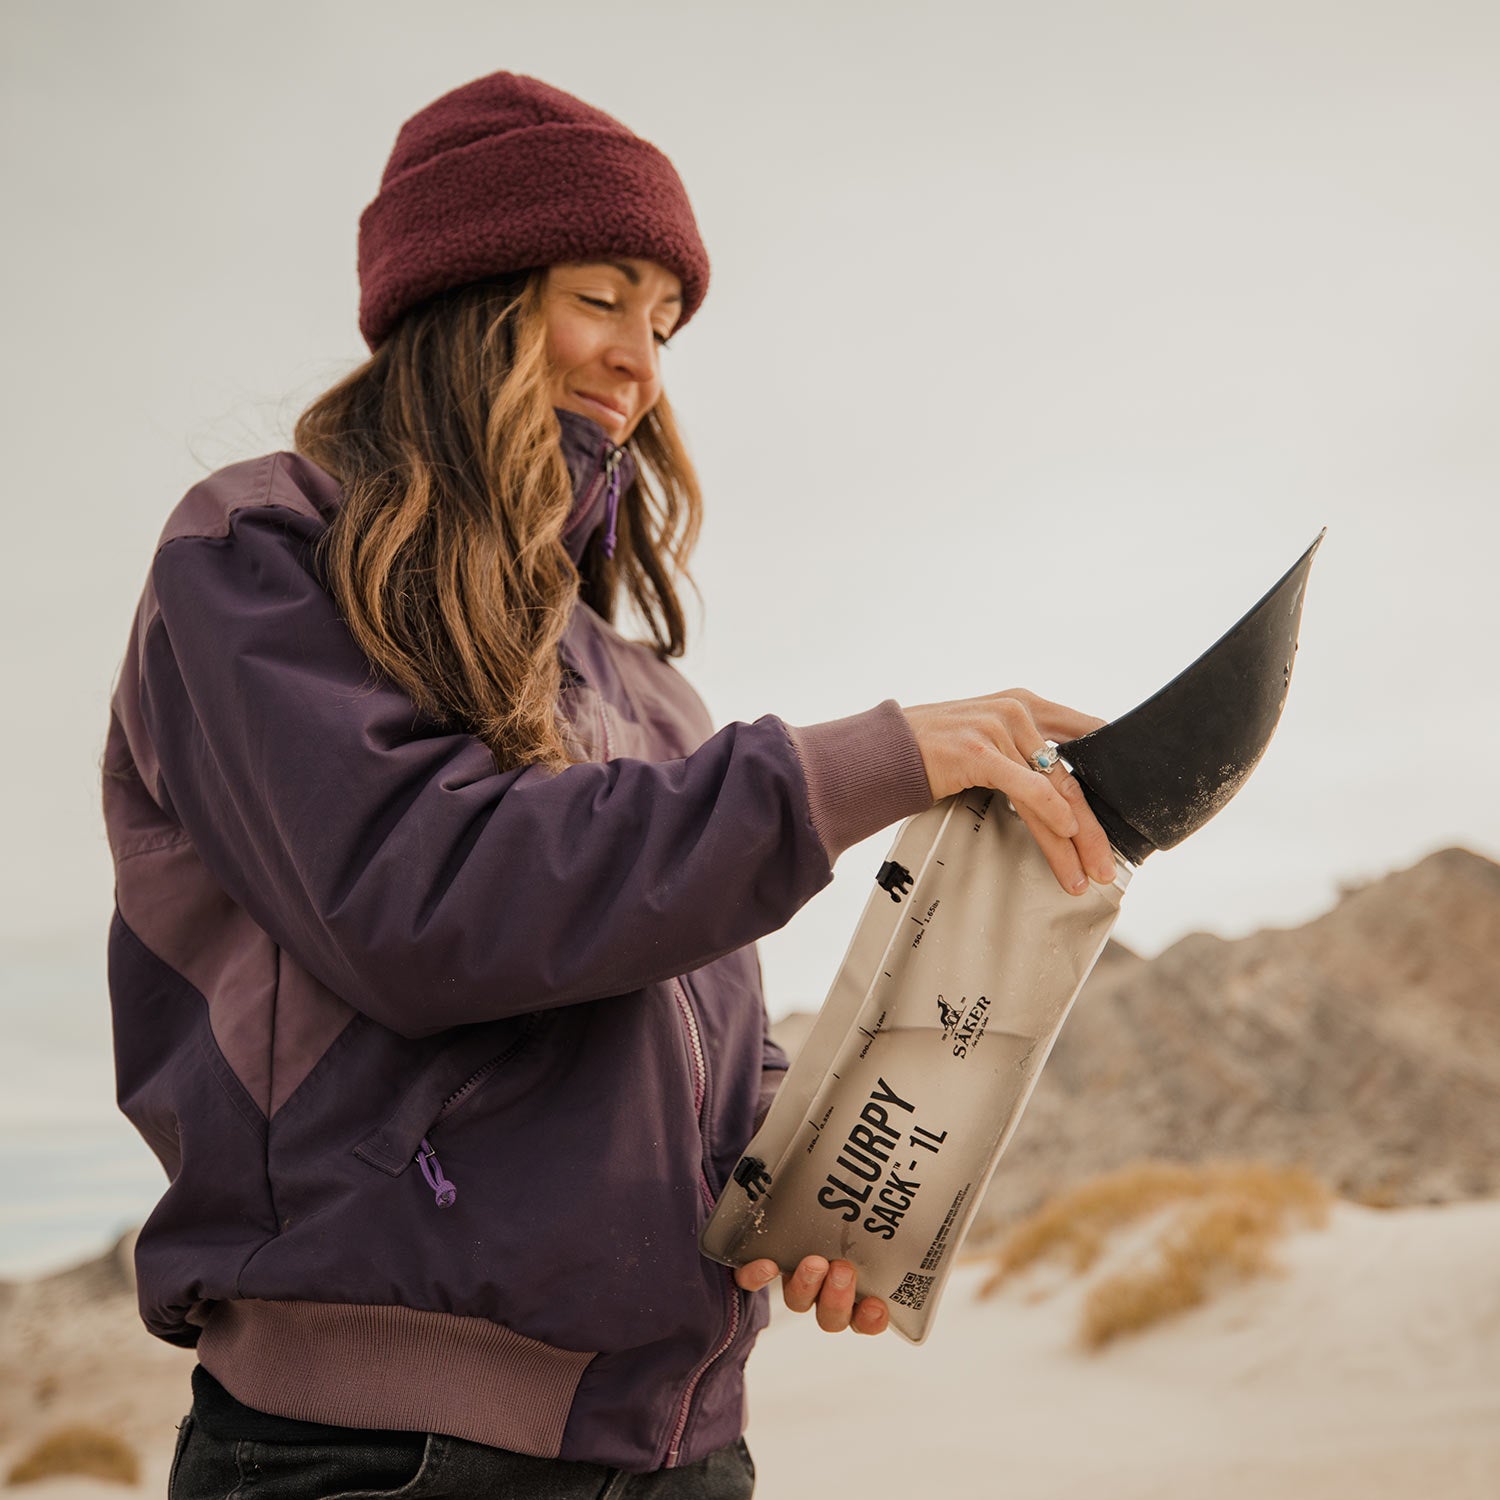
top-left (542, 258), bottom-right (683, 444)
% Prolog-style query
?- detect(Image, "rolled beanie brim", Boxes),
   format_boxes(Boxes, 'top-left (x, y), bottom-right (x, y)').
top-left (358, 121), bottom-right (709, 349)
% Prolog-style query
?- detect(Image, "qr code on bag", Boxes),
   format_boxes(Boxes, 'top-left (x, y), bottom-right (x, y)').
top-left (890, 1272), bottom-right (934, 1310)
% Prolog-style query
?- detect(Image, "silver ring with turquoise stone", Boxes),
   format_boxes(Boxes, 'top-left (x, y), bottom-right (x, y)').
top-left (1028, 744), bottom-right (1061, 774)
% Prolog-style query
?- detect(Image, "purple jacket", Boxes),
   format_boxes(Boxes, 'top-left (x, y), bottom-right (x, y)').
top-left (102, 410), bottom-right (932, 1472)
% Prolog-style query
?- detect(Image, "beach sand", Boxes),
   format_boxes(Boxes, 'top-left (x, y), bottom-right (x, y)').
top-left (3, 1202), bottom-right (1497, 1497)
top-left (748, 1199), bottom-right (1500, 1498)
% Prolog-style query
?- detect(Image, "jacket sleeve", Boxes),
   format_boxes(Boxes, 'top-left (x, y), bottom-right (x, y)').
top-left (139, 506), bottom-right (932, 1038)
top-left (755, 1048), bottom-right (789, 1134)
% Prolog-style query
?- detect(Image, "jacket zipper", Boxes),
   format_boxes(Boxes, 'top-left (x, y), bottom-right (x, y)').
top-left (601, 446), bottom-right (624, 559)
top-left (410, 1025), bottom-right (536, 1208)
top-left (563, 443), bottom-right (626, 556)
top-left (416, 1137), bottom-right (457, 1208)
top-left (596, 691), bottom-right (614, 761)
top-left (664, 978), bottom-right (743, 1467)
top-left (432, 1051), bottom-right (511, 1125)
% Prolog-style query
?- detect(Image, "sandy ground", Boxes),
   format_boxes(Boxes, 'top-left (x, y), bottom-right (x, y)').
top-left (3, 1202), bottom-right (1497, 1498)
top-left (749, 1200), bottom-right (1500, 1499)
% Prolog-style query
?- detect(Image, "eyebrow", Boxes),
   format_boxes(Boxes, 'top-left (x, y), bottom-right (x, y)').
top-left (593, 259), bottom-right (683, 306)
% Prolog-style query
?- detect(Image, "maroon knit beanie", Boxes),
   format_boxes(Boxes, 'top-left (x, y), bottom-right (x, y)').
top-left (357, 72), bottom-right (710, 351)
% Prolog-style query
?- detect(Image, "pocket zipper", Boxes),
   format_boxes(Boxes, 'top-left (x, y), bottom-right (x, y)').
top-left (415, 1137), bottom-right (457, 1208)
top-left (407, 1031), bottom-right (533, 1210)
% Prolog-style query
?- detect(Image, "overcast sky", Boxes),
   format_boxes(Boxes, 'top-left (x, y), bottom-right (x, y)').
top-left (4, 0), bottom-right (1498, 1019)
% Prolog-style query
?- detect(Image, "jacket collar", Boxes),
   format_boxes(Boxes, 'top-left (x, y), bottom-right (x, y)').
top-left (555, 407), bottom-right (637, 566)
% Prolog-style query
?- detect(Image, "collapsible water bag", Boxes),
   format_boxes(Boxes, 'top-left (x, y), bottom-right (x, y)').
top-left (701, 534), bottom-right (1323, 1342)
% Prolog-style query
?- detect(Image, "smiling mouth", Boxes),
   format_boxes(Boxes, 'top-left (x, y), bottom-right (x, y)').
top-left (575, 393), bottom-right (628, 424)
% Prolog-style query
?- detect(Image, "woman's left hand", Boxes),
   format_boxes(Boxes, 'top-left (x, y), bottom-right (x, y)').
top-left (734, 1257), bottom-right (889, 1335)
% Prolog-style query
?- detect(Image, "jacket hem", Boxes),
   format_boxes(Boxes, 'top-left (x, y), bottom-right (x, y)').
top-left (197, 1299), bottom-right (594, 1457)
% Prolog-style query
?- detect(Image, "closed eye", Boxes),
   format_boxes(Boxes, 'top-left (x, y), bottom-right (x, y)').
top-left (578, 293), bottom-right (673, 349)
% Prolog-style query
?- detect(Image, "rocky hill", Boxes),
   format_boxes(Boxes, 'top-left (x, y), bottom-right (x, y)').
top-left (771, 847), bottom-right (1500, 1240)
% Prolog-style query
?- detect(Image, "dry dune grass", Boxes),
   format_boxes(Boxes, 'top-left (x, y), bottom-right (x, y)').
top-left (4, 1424), bottom-right (140, 1487)
top-left (979, 1160), bottom-right (1331, 1348)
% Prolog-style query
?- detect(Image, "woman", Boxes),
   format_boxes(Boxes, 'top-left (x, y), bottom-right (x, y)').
top-left (103, 71), bottom-right (1114, 1498)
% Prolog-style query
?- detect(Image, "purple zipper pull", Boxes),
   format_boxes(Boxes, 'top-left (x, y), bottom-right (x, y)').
top-left (416, 1137), bottom-right (457, 1208)
top-left (602, 448), bottom-right (623, 560)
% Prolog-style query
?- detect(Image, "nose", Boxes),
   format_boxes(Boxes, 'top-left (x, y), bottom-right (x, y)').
top-left (604, 313), bottom-right (659, 384)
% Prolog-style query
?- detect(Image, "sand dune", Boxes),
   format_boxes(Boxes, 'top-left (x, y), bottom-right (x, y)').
top-left (746, 1200), bottom-right (1500, 1499)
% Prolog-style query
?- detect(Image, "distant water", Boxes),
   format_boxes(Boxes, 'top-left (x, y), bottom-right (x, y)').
top-left (0, 936), bottom-right (168, 1278)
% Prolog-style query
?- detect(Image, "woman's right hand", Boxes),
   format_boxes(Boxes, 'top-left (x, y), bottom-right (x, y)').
top-left (735, 1256), bottom-right (888, 1336)
top-left (901, 690), bottom-right (1117, 896)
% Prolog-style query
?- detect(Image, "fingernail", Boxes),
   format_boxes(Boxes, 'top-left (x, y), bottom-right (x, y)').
top-left (830, 1265), bottom-right (853, 1290)
top-left (1070, 877), bottom-right (1088, 895)
top-left (1095, 861), bottom-right (1116, 884)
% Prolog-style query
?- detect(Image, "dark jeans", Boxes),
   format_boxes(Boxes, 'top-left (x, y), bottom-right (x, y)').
top-left (168, 1411), bottom-right (756, 1499)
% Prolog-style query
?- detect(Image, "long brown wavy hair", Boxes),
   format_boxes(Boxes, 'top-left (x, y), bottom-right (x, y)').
top-left (293, 270), bottom-right (702, 772)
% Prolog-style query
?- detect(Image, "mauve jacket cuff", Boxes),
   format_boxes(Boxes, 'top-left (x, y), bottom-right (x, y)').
top-left (784, 699), bottom-right (934, 863)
